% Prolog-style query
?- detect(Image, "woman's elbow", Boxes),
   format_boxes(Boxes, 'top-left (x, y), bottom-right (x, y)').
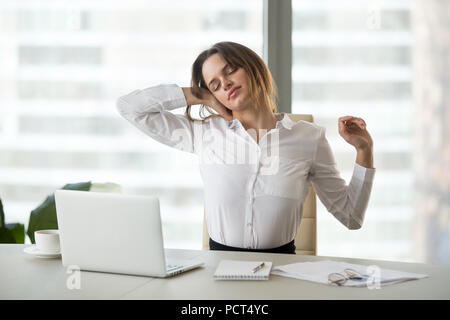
top-left (116, 97), bottom-right (127, 114)
top-left (347, 217), bottom-right (363, 230)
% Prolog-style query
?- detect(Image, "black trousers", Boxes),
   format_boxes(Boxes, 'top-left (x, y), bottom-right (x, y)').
top-left (209, 238), bottom-right (296, 254)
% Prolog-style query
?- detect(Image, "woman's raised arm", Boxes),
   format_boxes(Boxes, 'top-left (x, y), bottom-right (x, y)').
top-left (116, 84), bottom-right (201, 154)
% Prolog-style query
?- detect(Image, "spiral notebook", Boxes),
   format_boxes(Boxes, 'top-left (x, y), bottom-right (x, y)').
top-left (214, 260), bottom-right (272, 280)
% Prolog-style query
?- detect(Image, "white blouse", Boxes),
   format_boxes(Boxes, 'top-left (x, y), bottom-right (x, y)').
top-left (117, 84), bottom-right (376, 249)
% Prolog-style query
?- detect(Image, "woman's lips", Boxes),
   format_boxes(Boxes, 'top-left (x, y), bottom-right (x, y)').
top-left (228, 86), bottom-right (240, 99)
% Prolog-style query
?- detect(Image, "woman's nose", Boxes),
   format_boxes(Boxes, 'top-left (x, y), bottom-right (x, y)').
top-left (224, 79), bottom-right (233, 90)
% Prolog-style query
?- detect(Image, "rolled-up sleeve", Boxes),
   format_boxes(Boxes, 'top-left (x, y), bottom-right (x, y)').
top-left (309, 126), bottom-right (376, 230)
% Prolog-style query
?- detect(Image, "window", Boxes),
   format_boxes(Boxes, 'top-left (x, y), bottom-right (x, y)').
top-left (0, 0), bottom-right (263, 249)
top-left (292, 0), bottom-right (415, 262)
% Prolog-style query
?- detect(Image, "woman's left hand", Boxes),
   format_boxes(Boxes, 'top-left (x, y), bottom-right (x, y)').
top-left (338, 116), bottom-right (373, 150)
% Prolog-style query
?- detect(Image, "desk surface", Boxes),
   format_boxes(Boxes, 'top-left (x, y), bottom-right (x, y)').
top-left (1, 244), bottom-right (449, 300)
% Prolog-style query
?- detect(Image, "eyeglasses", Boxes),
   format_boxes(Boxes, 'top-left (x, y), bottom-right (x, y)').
top-left (328, 268), bottom-right (369, 286)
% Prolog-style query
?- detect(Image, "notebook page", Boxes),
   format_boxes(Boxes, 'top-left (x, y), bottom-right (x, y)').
top-left (214, 260), bottom-right (272, 280)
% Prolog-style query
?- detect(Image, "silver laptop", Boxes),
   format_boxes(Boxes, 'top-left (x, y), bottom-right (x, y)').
top-left (55, 190), bottom-right (204, 277)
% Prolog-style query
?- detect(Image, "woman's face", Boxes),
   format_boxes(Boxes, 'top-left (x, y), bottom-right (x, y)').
top-left (202, 53), bottom-right (251, 111)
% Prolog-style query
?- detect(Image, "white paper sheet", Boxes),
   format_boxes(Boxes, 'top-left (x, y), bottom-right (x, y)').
top-left (271, 260), bottom-right (428, 287)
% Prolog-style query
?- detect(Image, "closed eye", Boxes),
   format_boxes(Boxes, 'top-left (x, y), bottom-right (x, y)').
top-left (213, 67), bottom-right (237, 91)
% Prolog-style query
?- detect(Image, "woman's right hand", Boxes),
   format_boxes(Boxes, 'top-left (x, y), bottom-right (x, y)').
top-left (183, 87), bottom-right (233, 121)
top-left (206, 93), bottom-right (233, 121)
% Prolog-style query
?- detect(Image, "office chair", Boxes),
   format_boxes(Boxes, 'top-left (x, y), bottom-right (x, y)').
top-left (202, 114), bottom-right (317, 255)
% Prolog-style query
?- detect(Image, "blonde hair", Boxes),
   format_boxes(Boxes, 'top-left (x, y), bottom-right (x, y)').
top-left (185, 41), bottom-right (278, 121)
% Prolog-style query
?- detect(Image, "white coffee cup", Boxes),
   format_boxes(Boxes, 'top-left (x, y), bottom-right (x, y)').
top-left (35, 230), bottom-right (60, 253)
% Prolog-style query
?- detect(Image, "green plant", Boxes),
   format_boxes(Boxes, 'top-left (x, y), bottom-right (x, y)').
top-left (0, 198), bottom-right (25, 244)
top-left (27, 181), bottom-right (92, 244)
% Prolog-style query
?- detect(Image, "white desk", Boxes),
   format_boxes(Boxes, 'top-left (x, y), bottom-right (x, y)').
top-left (1, 244), bottom-right (449, 300)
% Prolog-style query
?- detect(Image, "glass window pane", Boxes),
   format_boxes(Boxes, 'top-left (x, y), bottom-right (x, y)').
top-left (292, 0), bottom-right (415, 262)
top-left (0, 0), bottom-right (263, 249)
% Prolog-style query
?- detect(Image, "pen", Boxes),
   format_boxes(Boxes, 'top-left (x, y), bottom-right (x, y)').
top-left (251, 262), bottom-right (265, 273)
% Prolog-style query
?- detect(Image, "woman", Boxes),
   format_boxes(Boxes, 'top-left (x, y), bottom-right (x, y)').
top-left (117, 41), bottom-right (375, 254)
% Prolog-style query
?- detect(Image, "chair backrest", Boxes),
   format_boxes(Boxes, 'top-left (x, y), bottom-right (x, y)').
top-left (202, 114), bottom-right (317, 255)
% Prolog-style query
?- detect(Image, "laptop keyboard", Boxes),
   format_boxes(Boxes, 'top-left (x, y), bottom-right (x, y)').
top-left (166, 263), bottom-right (183, 271)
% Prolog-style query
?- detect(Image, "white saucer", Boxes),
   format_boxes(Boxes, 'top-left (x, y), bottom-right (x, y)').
top-left (23, 245), bottom-right (61, 259)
